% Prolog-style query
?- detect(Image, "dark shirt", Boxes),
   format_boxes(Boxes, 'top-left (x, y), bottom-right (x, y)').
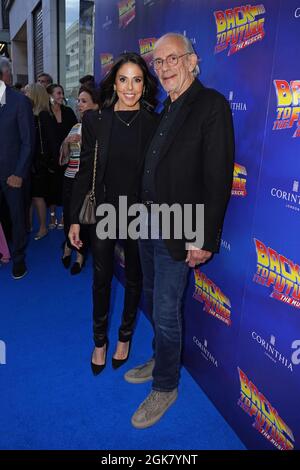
top-left (40, 106), bottom-right (77, 168)
top-left (141, 82), bottom-right (195, 202)
top-left (104, 110), bottom-right (140, 206)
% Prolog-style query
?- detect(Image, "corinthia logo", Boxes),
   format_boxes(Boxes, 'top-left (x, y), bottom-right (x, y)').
top-left (221, 239), bottom-right (231, 251)
top-left (271, 180), bottom-right (300, 212)
top-left (193, 336), bottom-right (218, 367)
top-left (295, 7), bottom-right (300, 18)
top-left (251, 332), bottom-right (300, 372)
top-left (228, 91), bottom-right (247, 115)
top-left (102, 16), bottom-right (112, 29)
top-left (0, 340), bottom-right (6, 365)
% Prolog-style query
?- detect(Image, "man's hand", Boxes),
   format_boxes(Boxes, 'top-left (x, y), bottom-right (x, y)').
top-left (186, 245), bottom-right (212, 268)
top-left (7, 175), bottom-right (23, 188)
top-left (69, 224), bottom-right (83, 250)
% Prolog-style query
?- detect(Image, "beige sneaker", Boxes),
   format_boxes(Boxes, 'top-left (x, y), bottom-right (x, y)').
top-left (131, 389), bottom-right (178, 429)
top-left (124, 358), bottom-right (154, 384)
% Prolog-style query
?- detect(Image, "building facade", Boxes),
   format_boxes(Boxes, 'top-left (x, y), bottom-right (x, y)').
top-left (0, 0), bottom-right (10, 58)
top-left (3, 0), bottom-right (95, 99)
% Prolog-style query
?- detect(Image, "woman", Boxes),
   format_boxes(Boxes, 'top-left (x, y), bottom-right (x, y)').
top-left (24, 83), bottom-right (51, 240)
top-left (69, 52), bottom-right (158, 374)
top-left (60, 86), bottom-right (99, 274)
top-left (45, 84), bottom-right (77, 229)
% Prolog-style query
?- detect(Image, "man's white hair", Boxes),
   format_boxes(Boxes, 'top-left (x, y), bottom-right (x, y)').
top-left (155, 33), bottom-right (200, 77)
top-left (0, 57), bottom-right (12, 74)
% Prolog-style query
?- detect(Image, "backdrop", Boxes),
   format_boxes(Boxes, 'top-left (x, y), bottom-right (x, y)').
top-left (94, 0), bottom-right (300, 450)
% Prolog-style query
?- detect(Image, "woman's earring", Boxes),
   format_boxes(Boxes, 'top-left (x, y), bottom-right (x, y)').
top-left (142, 86), bottom-right (145, 97)
top-left (112, 85), bottom-right (117, 101)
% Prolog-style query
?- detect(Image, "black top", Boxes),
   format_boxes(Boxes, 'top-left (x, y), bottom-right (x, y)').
top-left (70, 106), bottom-right (159, 225)
top-left (141, 84), bottom-right (193, 202)
top-left (40, 105), bottom-right (77, 167)
top-left (104, 110), bottom-right (140, 206)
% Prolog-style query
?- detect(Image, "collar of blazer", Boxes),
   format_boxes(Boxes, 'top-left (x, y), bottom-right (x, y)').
top-left (157, 79), bottom-right (205, 162)
top-left (0, 80), bottom-right (6, 102)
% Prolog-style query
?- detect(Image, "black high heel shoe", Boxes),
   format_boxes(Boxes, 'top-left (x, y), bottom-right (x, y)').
top-left (61, 242), bottom-right (72, 269)
top-left (112, 339), bottom-right (132, 370)
top-left (91, 342), bottom-right (109, 376)
top-left (70, 257), bottom-right (85, 275)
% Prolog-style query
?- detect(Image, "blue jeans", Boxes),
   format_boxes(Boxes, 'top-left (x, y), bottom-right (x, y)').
top-left (139, 235), bottom-right (189, 392)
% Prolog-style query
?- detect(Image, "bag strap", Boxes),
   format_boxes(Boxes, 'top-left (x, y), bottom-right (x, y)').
top-left (90, 110), bottom-right (101, 199)
top-left (37, 116), bottom-right (44, 155)
top-left (90, 140), bottom-right (98, 199)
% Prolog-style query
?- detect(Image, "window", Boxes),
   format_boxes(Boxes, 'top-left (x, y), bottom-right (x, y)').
top-left (33, 2), bottom-right (43, 78)
top-left (1, 0), bottom-right (9, 30)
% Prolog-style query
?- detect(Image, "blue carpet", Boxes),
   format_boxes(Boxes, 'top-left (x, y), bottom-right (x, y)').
top-left (0, 227), bottom-right (245, 450)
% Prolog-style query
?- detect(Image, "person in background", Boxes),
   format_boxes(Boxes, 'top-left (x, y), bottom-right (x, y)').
top-left (79, 74), bottom-right (96, 89)
top-left (0, 57), bottom-right (12, 86)
top-left (13, 82), bottom-right (23, 93)
top-left (60, 86), bottom-right (99, 274)
top-left (37, 73), bottom-right (53, 88)
top-left (69, 53), bottom-right (158, 374)
top-left (45, 83), bottom-right (77, 230)
top-left (0, 58), bottom-right (35, 279)
top-left (24, 83), bottom-right (52, 241)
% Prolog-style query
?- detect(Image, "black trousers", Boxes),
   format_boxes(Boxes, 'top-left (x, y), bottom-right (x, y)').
top-left (90, 226), bottom-right (142, 347)
top-left (63, 176), bottom-right (89, 255)
top-left (0, 179), bottom-right (27, 265)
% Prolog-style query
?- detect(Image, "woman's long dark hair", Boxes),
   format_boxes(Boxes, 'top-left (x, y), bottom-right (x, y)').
top-left (46, 83), bottom-right (67, 110)
top-left (100, 52), bottom-right (158, 110)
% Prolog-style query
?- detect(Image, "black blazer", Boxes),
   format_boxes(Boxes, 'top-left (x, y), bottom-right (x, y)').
top-left (70, 106), bottom-right (158, 224)
top-left (154, 80), bottom-right (234, 260)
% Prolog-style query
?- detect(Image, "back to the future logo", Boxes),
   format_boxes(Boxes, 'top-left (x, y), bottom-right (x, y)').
top-left (273, 80), bottom-right (300, 137)
top-left (214, 4), bottom-right (266, 56)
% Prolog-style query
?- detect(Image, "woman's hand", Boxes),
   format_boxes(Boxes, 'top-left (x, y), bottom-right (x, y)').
top-left (65, 134), bottom-right (81, 144)
top-left (69, 224), bottom-right (83, 249)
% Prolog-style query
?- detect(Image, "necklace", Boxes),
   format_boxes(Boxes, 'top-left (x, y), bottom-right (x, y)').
top-left (114, 109), bottom-right (140, 127)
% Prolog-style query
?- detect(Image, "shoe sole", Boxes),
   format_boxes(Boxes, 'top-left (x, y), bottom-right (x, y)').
top-left (131, 394), bottom-right (178, 429)
top-left (34, 234), bottom-right (48, 241)
top-left (12, 270), bottom-right (28, 280)
top-left (124, 373), bottom-right (153, 384)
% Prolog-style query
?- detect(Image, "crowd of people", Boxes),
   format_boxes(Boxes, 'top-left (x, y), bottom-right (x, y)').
top-left (0, 60), bottom-right (98, 275)
top-left (0, 33), bottom-right (234, 429)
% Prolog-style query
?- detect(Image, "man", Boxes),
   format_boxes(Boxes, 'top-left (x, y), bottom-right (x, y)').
top-left (0, 58), bottom-right (35, 279)
top-left (125, 33), bottom-right (234, 428)
top-left (37, 72), bottom-right (53, 88)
